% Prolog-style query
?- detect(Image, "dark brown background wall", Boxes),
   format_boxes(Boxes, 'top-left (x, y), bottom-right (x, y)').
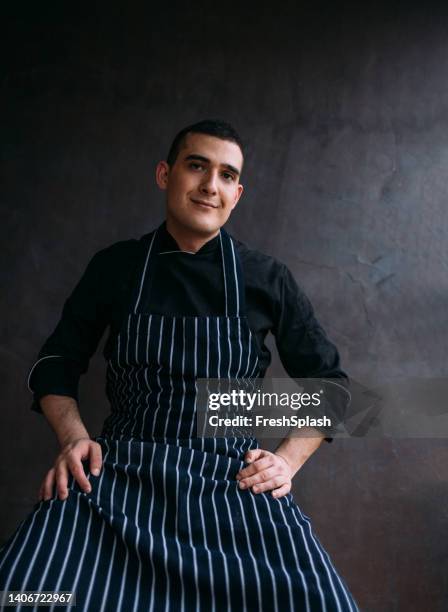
top-left (1, 2), bottom-right (447, 610)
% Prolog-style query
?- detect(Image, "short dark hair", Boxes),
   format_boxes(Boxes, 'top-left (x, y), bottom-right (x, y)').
top-left (166, 119), bottom-right (244, 167)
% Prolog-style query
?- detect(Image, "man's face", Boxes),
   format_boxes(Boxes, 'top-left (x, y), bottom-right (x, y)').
top-left (156, 132), bottom-right (244, 237)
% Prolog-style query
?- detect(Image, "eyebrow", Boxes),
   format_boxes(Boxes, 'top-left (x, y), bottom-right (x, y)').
top-left (184, 154), bottom-right (241, 177)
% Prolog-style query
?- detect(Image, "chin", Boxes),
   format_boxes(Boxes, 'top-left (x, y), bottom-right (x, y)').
top-left (184, 216), bottom-right (222, 236)
top-left (193, 223), bottom-right (221, 236)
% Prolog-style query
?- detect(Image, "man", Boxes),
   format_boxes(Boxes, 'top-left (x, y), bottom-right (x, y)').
top-left (0, 120), bottom-right (358, 611)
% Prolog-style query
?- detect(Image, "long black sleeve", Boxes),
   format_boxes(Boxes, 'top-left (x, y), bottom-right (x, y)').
top-left (273, 264), bottom-right (347, 379)
top-left (28, 250), bottom-right (111, 413)
top-left (272, 264), bottom-right (350, 439)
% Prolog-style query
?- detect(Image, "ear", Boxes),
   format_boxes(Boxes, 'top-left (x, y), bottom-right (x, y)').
top-left (155, 161), bottom-right (170, 190)
top-left (231, 183), bottom-right (244, 210)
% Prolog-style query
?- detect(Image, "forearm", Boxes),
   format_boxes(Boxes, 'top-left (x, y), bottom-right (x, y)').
top-left (40, 394), bottom-right (90, 448)
top-left (274, 427), bottom-right (325, 477)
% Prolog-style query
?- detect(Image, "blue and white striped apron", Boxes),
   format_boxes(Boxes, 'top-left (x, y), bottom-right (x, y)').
top-left (0, 226), bottom-right (358, 611)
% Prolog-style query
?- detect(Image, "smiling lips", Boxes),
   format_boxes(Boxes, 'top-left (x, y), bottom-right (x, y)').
top-left (191, 198), bottom-right (218, 209)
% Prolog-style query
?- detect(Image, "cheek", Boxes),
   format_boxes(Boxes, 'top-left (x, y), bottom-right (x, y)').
top-left (167, 177), bottom-right (190, 200)
top-left (223, 186), bottom-right (238, 205)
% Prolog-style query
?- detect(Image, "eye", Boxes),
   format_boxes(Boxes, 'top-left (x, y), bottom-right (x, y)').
top-left (189, 162), bottom-right (204, 171)
top-left (222, 172), bottom-right (236, 182)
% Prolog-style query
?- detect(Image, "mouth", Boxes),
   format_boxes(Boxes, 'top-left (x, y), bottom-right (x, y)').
top-left (190, 198), bottom-right (218, 209)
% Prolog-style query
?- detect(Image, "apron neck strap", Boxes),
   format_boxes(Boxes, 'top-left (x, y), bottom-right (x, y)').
top-left (133, 228), bottom-right (159, 314)
top-left (132, 224), bottom-right (245, 317)
top-left (219, 228), bottom-right (245, 317)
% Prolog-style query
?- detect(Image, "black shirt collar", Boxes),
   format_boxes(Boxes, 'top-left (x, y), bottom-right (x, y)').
top-left (158, 221), bottom-right (220, 255)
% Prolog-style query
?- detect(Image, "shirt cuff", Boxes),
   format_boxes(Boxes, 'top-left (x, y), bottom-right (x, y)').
top-left (27, 356), bottom-right (81, 414)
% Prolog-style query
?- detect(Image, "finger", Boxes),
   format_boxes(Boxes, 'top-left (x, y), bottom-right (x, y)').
top-left (244, 448), bottom-right (265, 464)
top-left (238, 466), bottom-right (277, 489)
top-left (89, 443), bottom-right (103, 476)
top-left (42, 468), bottom-right (56, 501)
top-left (67, 457), bottom-right (92, 493)
top-left (56, 463), bottom-right (70, 500)
top-left (236, 455), bottom-right (273, 480)
top-left (271, 483), bottom-right (292, 499)
top-left (251, 475), bottom-right (287, 494)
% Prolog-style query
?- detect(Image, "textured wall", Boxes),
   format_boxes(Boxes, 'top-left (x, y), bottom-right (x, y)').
top-left (1, 2), bottom-right (447, 610)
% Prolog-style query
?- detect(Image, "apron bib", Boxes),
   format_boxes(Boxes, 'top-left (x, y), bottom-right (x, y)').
top-left (101, 224), bottom-right (260, 457)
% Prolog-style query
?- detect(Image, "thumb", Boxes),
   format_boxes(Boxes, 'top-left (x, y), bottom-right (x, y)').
top-left (89, 442), bottom-right (103, 476)
top-left (245, 448), bottom-right (263, 464)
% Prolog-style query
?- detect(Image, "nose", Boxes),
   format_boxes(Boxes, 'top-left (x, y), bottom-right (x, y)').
top-left (200, 169), bottom-right (218, 195)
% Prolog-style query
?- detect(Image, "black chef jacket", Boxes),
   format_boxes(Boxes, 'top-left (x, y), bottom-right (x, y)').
top-left (28, 222), bottom-right (348, 440)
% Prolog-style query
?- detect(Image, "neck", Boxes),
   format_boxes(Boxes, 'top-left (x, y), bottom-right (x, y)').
top-left (165, 218), bottom-right (219, 253)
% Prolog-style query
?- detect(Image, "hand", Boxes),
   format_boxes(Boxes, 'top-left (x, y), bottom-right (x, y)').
top-left (235, 448), bottom-right (294, 499)
top-left (38, 437), bottom-right (103, 502)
